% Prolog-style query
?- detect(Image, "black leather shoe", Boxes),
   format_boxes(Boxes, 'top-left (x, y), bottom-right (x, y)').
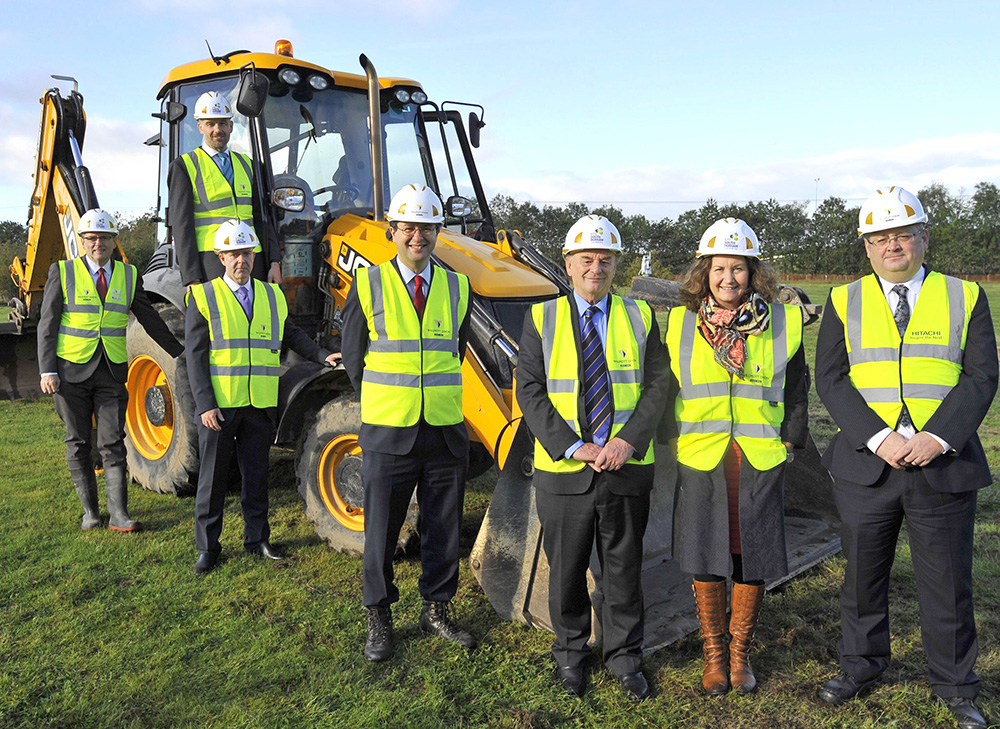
top-left (557, 665), bottom-right (585, 697)
top-left (364, 606), bottom-right (394, 663)
top-left (619, 671), bottom-right (650, 703)
top-left (818, 672), bottom-right (878, 705)
top-left (245, 541), bottom-right (285, 560)
top-left (419, 601), bottom-right (477, 649)
top-left (939, 697), bottom-right (988, 729)
top-left (193, 552), bottom-right (218, 575)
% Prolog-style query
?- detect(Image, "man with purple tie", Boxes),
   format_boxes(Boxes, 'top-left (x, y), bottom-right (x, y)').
top-left (516, 215), bottom-right (669, 702)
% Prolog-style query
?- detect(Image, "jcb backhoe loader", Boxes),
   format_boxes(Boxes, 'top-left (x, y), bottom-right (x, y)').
top-left (5, 42), bottom-right (840, 652)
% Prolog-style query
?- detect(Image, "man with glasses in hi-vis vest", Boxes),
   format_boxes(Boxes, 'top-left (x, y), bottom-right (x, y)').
top-left (341, 184), bottom-right (476, 663)
top-left (186, 220), bottom-right (340, 576)
top-left (38, 208), bottom-right (184, 532)
top-left (168, 91), bottom-right (280, 289)
top-left (516, 215), bottom-right (669, 703)
top-left (815, 187), bottom-right (998, 729)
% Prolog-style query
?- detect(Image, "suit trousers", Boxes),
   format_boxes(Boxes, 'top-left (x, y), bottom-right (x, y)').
top-left (52, 361), bottom-right (127, 471)
top-left (833, 467), bottom-right (979, 698)
top-left (361, 423), bottom-right (467, 608)
top-left (194, 406), bottom-right (275, 554)
top-left (535, 475), bottom-right (650, 676)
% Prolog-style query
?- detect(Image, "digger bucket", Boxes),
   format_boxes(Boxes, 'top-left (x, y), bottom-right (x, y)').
top-left (470, 420), bottom-right (841, 652)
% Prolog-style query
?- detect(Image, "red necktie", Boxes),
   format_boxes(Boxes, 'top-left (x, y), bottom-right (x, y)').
top-left (413, 274), bottom-right (425, 316)
top-left (96, 268), bottom-right (108, 303)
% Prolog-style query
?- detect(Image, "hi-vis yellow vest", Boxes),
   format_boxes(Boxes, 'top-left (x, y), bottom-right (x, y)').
top-left (667, 303), bottom-right (801, 472)
top-left (529, 295), bottom-right (655, 474)
top-left (181, 148), bottom-right (261, 253)
top-left (356, 263), bottom-right (470, 427)
top-left (56, 257), bottom-right (136, 364)
top-left (831, 271), bottom-right (976, 430)
top-left (189, 278), bottom-right (287, 408)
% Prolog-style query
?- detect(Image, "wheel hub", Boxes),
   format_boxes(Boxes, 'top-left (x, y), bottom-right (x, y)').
top-left (335, 454), bottom-right (364, 510)
top-left (144, 385), bottom-right (173, 428)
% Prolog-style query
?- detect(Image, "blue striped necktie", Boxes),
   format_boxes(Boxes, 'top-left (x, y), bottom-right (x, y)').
top-left (582, 305), bottom-right (611, 443)
top-left (891, 284), bottom-right (914, 429)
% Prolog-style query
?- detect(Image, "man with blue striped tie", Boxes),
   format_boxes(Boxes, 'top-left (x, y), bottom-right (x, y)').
top-left (516, 215), bottom-right (669, 702)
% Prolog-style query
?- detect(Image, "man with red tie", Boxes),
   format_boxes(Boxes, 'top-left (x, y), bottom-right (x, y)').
top-left (341, 184), bottom-right (476, 662)
top-left (38, 208), bottom-right (183, 531)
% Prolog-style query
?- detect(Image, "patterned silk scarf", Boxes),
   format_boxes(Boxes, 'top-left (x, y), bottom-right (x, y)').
top-left (697, 293), bottom-right (771, 378)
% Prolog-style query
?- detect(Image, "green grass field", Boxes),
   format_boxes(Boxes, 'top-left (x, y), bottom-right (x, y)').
top-left (2, 282), bottom-right (999, 728)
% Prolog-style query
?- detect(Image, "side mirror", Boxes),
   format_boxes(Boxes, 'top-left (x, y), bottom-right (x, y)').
top-left (236, 66), bottom-right (269, 118)
top-left (468, 111), bottom-right (485, 148)
top-left (273, 186), bottom-right (305, 213)
top-left (445, 195), bottom-right (475, 219)
top-left (151, 101), bottom-right (187, 123)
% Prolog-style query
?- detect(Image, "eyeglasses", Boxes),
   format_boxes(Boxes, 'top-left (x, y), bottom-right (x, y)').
top-left (80, 234), bottom-right (115, 242)
top-left (865, 230), bottom-right (923, 248)
top-left (394, 224), bottom-right (438, 239)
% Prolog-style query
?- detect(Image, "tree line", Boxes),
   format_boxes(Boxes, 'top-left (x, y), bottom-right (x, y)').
top-left (490, 181), bottom-right (1000, 286)
top-left (2, 181), bottom-right (998, 302)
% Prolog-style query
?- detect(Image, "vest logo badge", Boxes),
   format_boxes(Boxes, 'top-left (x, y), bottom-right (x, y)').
top-left (754, 363), bottom-right (762, 374)
top-left (908, 329), bottom-right (942, 340)
top-left (612, 348), bottom-right (636, 368)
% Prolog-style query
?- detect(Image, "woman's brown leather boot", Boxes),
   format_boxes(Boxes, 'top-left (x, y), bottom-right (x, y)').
top-left (729, 582), bottom-right (765, 694)
top-left (693, 579), bottom-right (729, 695)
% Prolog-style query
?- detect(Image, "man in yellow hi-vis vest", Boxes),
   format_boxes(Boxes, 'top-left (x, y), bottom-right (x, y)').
top-left (186, 220), bottom-right (339, 575)
top-left (167, 91), bottom-right (280, 288)
top-left (38, 209), bottom-right (183, 532)
top-left (341, 185), bottom-right (475, 663)
top-left (516, 215), bottom-right (669, 703)
top-left (816, 187), bottom-right (997, 729)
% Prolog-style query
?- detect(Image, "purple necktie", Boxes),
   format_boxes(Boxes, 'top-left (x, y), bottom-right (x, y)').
top-left (236, 285), bottom-right (251, 318)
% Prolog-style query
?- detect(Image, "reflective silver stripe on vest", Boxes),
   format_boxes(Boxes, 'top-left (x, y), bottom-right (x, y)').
top-left (362, 371), bottom-right (420, 387)
top-left (369, 339), bottom-right (420, 353)
top-left (906, 383), bottom-right (956, 399)
top-left (768, 303), bottom-right (788, 394)
top-left (261, 283), bottom-right (281, 350)
top-left (103, 264), bottom-right (135, 315)
top-left (734, 422), bottom-right (781, 439)
top-left (732, 383), bottom-right (784, 401)
top-left (424, 373), bottom-right (462, 387)
top-left (100, 327), bottom-right (127, 337)
top-left (201, 282), bottom-right (228, 343)
top-left (609, 369), bottom-right (641, 385)
top-left (678, 419), bottom-right (731, 435)
top-left (540, 299), bottom-right (559, 380)
top-left (194, 215), bottom-right (237, 227)
top-left (855, 386), bottom-right (899, 403)
top-left (423, 339), bottom-right (456, 352)
top-left (368, 265), bottom-right (387, 338)
top-left (62, 263), bottom-right (100, 312)
top-left (58, 326), bottom-right (99, 339)
top-left (845, 278), bottom-right (898, 365)
top-left (547, 379), bottom-right (577, 393)
top-left (422, 268), bottom-right (463, 354)
top-left (613, 408), bottom-right (635, 427)
top-left (621, 298), bottom-right (647, 388)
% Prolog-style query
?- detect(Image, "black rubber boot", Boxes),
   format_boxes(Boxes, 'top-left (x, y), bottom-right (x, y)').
top-left (105, 466), bottom-right (139, 532)
top-left (70, 468), bottom-right (101, 530)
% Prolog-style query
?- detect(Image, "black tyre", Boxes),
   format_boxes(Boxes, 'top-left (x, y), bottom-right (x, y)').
top-left (295, 394), bottom-right (417, 557)
top-left (125, 304), bottom-right (199, 495)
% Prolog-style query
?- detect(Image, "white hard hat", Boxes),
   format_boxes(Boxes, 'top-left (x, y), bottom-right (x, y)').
top-left (858, 186), bottom-right (927, 236)
top-left (214, 219), bottom-right (258, 251)
top-left (193, 91), bottom-right (233, 120)
top-left (387, 184), bottom-right (444, 224)
top-left (562, 215), bottom-right (622, 255)
top-left (696, 218), bottom-right (761, 258)
top-left (77, 208), bottom-right (118, 236)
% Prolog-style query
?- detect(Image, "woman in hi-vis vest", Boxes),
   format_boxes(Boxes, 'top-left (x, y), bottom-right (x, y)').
top-left (659, 218), bottom-right (809, 696)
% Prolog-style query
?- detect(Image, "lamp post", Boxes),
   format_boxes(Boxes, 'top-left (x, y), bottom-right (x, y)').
top-left (814, 177), bottom-right (820, 214)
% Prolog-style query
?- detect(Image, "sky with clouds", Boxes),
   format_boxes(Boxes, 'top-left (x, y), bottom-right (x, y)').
top-left (3, 0), bottom-right (1000, 225)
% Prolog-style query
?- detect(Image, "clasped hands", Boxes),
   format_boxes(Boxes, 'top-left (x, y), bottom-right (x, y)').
top-left (572, 437), bottom-right (635, 472)
top-left (875, 431), bottom-right (945, 469)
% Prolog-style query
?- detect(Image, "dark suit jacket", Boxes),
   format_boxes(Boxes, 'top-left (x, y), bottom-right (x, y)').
top-left (167, 152), bottom-right (275, 287)
top-left (341, 258), bottom-right (472, 458)
top-left (186, 279), bottom-right (329, 418)
top-left (37, 259), bottom-right (183, 383)
top-left (516, 293), bottom-right (670, 495)
top-left (815, 270), bottom-right (998, 492)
